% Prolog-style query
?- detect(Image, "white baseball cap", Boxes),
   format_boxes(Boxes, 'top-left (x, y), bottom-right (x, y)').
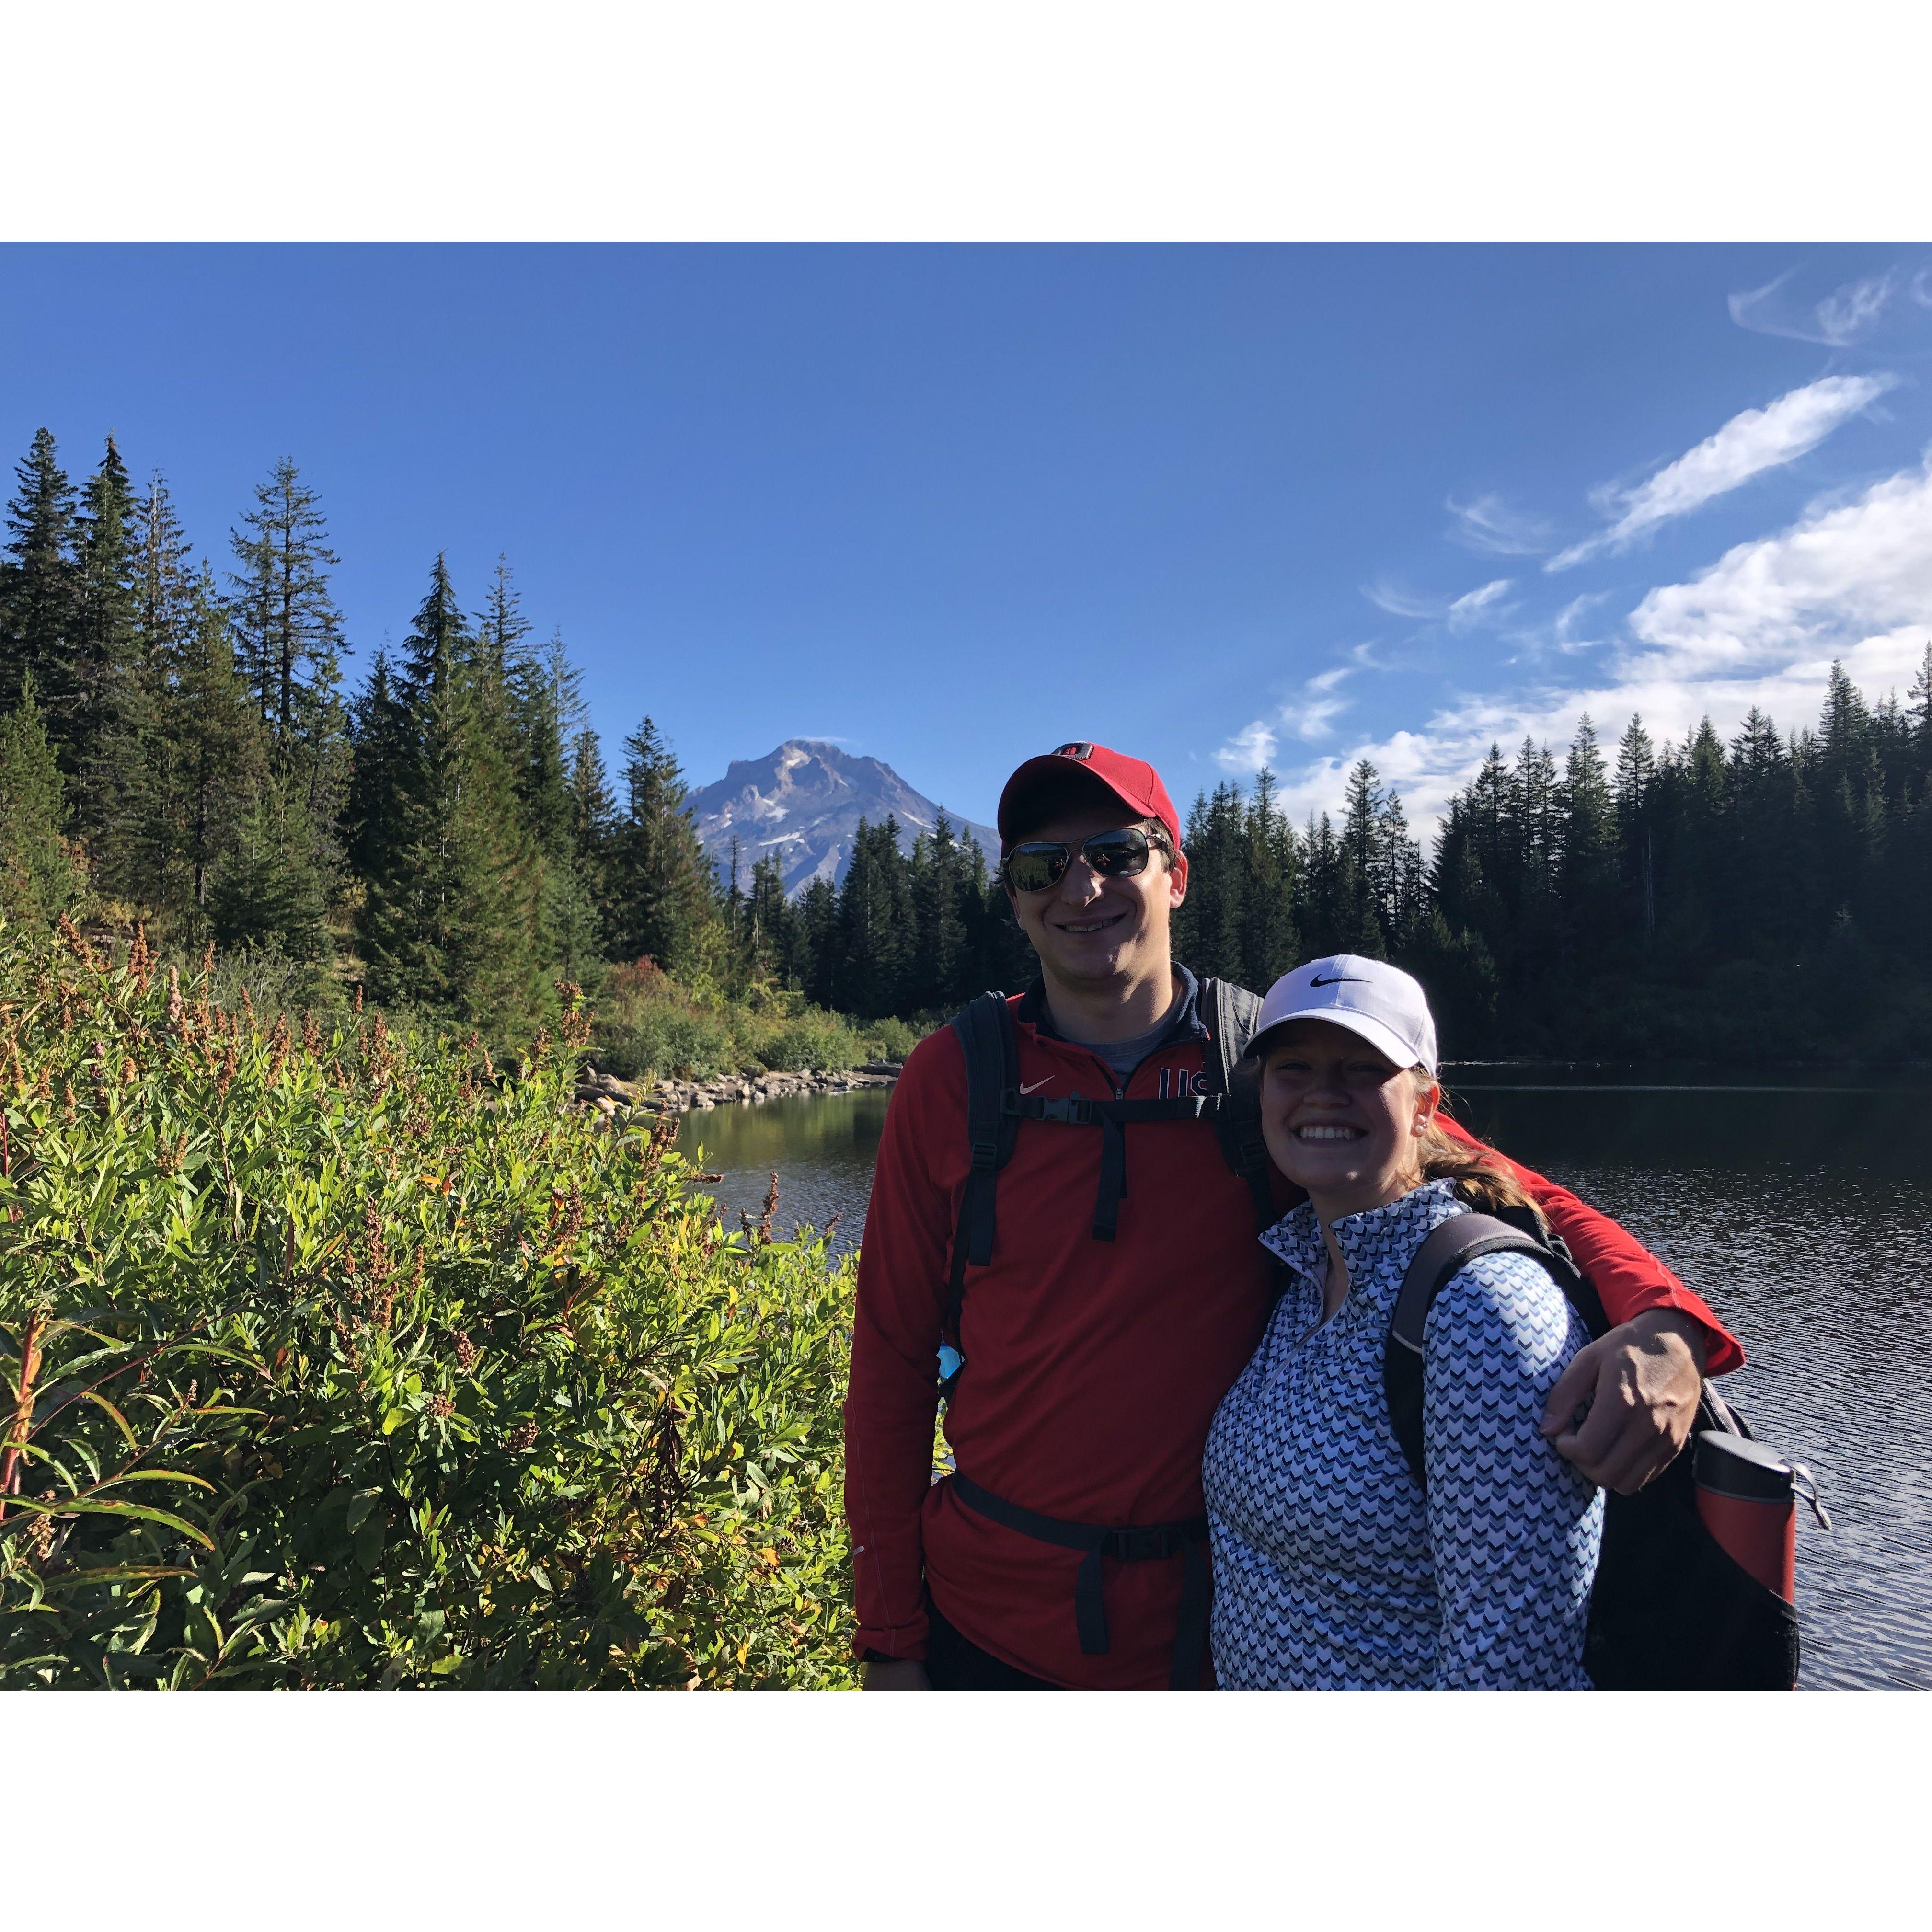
top-left (1245, 954), bottom-right (1439, 1077)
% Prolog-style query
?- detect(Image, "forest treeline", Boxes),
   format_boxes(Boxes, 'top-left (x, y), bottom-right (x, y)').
top-left (5, 426), bottom-right (1931, 1063)
top-left (0, 427), bottom-right (1030, 1053)
top-left (1174, 659), bottom-right (1932, 1061)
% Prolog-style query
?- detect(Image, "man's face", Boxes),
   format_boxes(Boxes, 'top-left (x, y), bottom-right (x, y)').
top-left (1003, 805), bottom-right (1188, 991)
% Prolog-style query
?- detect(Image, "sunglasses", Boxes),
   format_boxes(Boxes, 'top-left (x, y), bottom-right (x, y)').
top-left (1000, 826), bottom-right (1169, 894)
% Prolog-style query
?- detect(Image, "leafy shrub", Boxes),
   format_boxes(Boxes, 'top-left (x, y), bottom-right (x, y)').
top-left (860, 1016), bottom-right (923, 1064)
top-left (591, 959), bottom-right (930, 1081)
top-left (0, 921), bottom-right (856, 1688)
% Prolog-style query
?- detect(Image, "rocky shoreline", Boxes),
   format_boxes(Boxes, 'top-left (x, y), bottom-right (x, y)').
top-left (570, 1060), bottom-right (903, 1121)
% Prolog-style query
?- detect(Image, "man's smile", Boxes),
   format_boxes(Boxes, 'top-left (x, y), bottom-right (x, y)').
top-left (1054, 909), bottom-right (1128, 936)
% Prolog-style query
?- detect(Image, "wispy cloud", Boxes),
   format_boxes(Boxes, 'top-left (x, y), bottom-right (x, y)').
top-left (1546, 373), bottom-right (1897, 571)
top-left (1729, 264), bottom-right (1916, 347)
top-left (1215, 665), bottom-right (1356, 772)
top-left (1363, 579), bottom-right (1441, 620)
top-left (1445, 492), bottom-right (1552, 557)
top-left (1362, 576), bottom-right (1515, 629)
top-left (1446, 578), bottom-right (1513, 631)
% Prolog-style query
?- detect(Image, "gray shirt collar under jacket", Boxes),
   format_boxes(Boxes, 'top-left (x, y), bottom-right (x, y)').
top-left (1025, 963), bottom-right (1205, 1081)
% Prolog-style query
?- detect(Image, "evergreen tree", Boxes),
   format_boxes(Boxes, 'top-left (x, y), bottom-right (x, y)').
top-left (0, 429), bottom-right (78, 721)
top-left (833, 817), bottom-right (915, 1018)
top-left (1559, 713), bottom-right (1619, 966)
top-left (0, 677), bottom-right (85, 925)
top-left (607, 715), bottom-right (714, 977)
top-left (358, 556), bottom-right (539, 1031)
top-left (1235, 769), bottom-right (1300, 987)
top-left (68, 437), bottom-right (148, 872)
top-left (228, 458), bottom-right (347, 744)
top-left (1614, 715), bottom-right (1658, 945)
top-left (790, 874), bottom-right (839, 1006)
top-left (135, 470), bottom-right (199, 665)
top-left (144, 567), bottom-right (268, 935)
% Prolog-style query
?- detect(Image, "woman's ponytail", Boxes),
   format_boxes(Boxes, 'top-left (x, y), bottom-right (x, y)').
top-left (1414, 1124), bottom-right (1547, 1230)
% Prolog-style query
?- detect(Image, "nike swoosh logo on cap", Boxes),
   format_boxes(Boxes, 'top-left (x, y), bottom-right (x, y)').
top-left (1308, 974), bottom-right (1368, 987)
top-left (1019, 1077), bottom-right (1054, 1094)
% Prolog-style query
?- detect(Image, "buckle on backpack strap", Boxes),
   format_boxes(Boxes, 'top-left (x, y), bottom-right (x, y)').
top-left (1037, 1095), bottom-right (1098, 1124)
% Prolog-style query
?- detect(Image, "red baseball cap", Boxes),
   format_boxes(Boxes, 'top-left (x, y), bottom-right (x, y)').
top-left (996, 741), bottom-right (1182, 853)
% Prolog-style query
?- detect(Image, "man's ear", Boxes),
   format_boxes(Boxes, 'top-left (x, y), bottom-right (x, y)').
top-left (1167, 849), bottom-right (1189, 907)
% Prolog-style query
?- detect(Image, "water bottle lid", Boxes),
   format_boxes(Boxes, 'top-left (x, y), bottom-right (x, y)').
top-left (1694, 1430), bottom-right (1793, 1502)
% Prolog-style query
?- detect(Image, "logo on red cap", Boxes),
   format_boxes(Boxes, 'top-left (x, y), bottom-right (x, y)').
top-left (1055, 743), bottom-right (1095, 760)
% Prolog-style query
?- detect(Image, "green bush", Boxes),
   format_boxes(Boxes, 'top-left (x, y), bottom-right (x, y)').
top-left (589, 959), bottom-right (929, 1081)
top-left (0, 920), bottom-right (856, 1688)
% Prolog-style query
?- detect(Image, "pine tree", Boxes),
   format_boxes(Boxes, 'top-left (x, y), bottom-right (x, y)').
top-left (0, 677), bottom-right (85, 925)
top-left (1614, 715), bottom-right (1658, 945)
top-left (790, 874), bottom-right (839, 1006)
top-left (136, 471), bottom-right (198, 665)
top-left (228, 458), bottom-right (347, 744)
top-left (834, 817), bottom-right (915, 1018)
top-left (358, 556), bottom-right (540, 1031)
top-left (0, 429), bottom-right (78, 722)
top-left (909, 814), bottom-right (971, 1010)
top-left (607, 715), bottom-right (715, 977)
top-left (1558, 713), bottom-right (1619, 973)
top-left (1234, 769), bottom-right (1299, 988)
top-left (68, 437), bottom-right (148, 871)
top-left (144, 567), bottom-right (269, 936)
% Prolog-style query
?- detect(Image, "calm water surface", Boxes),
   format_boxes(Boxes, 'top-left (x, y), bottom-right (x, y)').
top-left (680, 1067), bottom-right (1932, 1689)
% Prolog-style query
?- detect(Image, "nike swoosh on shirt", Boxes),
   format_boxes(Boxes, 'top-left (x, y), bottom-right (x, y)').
top-left (1018, 1077), bottom-right (1055, 1094)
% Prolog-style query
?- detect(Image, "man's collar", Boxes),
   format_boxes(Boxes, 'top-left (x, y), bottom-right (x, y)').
top-left (1018, 963), bottom-right (1205, 1048)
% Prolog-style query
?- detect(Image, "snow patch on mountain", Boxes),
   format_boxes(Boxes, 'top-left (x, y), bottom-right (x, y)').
top-left (687, 740), bottom-right (998, 898)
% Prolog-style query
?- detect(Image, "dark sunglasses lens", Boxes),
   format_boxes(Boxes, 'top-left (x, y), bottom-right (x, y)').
top-left (1005, 844), bottom-right (1069, 892)
top-left (1083, 829), bottom-right (1152, 877)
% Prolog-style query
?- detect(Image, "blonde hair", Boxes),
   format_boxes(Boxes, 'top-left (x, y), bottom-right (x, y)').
top-left (1408, 1076), bottom-right (1546, 1230)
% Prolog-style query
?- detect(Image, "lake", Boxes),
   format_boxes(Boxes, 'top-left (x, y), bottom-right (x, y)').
top-left (678, 1066), bottom-right (1932, 1690)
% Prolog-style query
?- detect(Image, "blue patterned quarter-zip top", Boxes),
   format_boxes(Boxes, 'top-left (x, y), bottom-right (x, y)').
top-left (1203, 1179), bottom-right (1603, 1688)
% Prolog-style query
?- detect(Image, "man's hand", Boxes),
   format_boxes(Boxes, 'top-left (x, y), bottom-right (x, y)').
top-left (1541, 1308), bottom-right (1707, 1495)
top-left (862, 1657), bottom-right (932, 1690)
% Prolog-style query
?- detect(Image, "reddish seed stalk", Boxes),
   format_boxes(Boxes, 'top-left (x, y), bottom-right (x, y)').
top-left (0, 1309), bottom-right (45, 1519)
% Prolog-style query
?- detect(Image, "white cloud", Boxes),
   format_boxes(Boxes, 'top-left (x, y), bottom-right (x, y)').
top-left (1363, 579), bottom-right (1441, 620)
top-left (1446, 578), bottom-right (1512, 631)
top-left (1730, 264), bottom-right (1922, 347)
top-left (1246, 452), bottom-right (1932, 839)
top-left (1547, 373), bottom-right (1897, 570)
top-left (1216, 719), bottom-right (1278, 774)
top-left (1215, 665), bottom-right (1356, 773)
top-left (1445, 492), bottom-right (1552, 557)
top-left (1363, 576), bottom-right (1514, 629)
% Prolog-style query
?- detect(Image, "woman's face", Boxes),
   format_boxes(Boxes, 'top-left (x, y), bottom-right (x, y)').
top-left (1260, 1018), bottom-right (1438, 1211)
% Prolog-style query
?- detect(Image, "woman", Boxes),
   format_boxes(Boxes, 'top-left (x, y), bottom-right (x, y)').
top-left (1203, 954), bottom-right (1602, 1688)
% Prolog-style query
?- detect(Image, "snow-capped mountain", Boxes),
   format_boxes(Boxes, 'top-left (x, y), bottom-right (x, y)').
top-left (687, 740), bottom-right (999, 897)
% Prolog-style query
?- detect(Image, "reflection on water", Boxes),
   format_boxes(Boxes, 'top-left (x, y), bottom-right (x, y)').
top-left (676, 1089), bottom-right (893, 1257)
top-left (679, 1070), bottom-right (1932, 1689)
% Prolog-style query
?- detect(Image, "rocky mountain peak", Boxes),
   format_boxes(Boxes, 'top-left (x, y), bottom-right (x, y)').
top-left (687, 740), bottom-right (998, 897)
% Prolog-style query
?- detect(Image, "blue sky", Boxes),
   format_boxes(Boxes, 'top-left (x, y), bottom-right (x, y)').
top-left (5, 243), bottom-right (1931, 835)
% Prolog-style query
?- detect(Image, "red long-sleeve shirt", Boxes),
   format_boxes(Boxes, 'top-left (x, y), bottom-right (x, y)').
top-left (843, 985), bottom-right (1742, 1689)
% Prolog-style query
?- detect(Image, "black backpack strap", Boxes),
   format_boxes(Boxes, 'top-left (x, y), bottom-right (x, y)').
top-left (1383, 1211), bottom-right (1590, 1493)
top-left (940, 992), bottom-right (1018, 1390)
top-left (1202, 978), bottom-right (1275, 1234)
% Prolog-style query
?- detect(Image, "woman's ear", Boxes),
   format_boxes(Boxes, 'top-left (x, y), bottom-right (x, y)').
top-left (1412, 1076), bottom-right (1440, 1136)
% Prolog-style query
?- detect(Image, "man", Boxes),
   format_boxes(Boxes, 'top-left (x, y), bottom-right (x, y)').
top-left (845, 742), bottom-right (1741, 1689)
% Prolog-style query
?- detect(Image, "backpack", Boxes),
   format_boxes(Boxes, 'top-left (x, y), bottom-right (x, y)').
top-left (1383, 1206), bottom-right (1806, 1690)
top-left (939, 978), bottom-right (1274, 1397)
